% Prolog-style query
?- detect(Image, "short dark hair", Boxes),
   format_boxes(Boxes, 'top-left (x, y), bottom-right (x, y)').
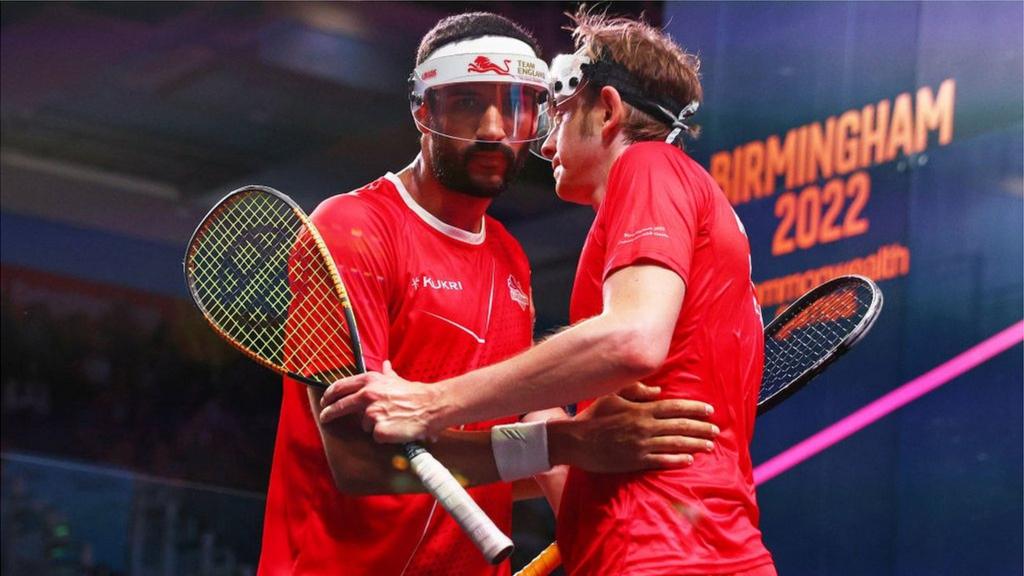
top-left (416, 12), bottom-right (541, 65)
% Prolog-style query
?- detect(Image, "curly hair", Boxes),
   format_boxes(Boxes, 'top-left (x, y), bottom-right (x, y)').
top-left (570, 7), bottom-right (703, 144)
top-left (417, 12), bottom-right (541, 64)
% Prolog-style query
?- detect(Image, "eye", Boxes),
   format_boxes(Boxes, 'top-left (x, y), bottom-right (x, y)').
top-left (551, 110), bottom-right (568, 130)
top-left (553, 105), bottom-right (571, 124)
top-left (455, 95), bottom-right (480, 110)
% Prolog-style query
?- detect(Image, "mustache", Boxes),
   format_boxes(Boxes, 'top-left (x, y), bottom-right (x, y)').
top-left (464, 142), bottom-right (516, 163)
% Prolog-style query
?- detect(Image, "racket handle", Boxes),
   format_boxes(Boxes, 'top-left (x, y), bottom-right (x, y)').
top-left (404, 443), bottom-right (514, 564)
top-left (514, 542), bottom-right (561, 576)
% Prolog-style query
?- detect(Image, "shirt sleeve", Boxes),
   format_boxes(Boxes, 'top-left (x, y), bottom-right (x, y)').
top-left (600, 145), bottom-right (706, 286)
top-left (309, 194), bottom-right (394, 372)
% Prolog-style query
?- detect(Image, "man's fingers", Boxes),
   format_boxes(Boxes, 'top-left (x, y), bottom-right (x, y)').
top-left (645, 435), bottom-right (716, 454)
top-left (642, 452), bottom-right (695, 469)
top-left (617, 382), bottom-right (661, 402)
top-left (319, 392), bottom-right (368, 424)
top-left (650, 399), bottom-right (715, 419)
top-left (321, 374), bottom-right (371, 406)
top-left (650, 417), bottom-right (719, 439)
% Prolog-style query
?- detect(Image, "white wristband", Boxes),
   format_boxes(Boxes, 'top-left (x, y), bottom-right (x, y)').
top-left (490, 421), bottom-right (551, 482)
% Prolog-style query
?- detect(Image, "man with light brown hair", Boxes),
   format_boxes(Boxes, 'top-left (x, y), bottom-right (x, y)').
top-left (321, 9), bottom-right (776, 575)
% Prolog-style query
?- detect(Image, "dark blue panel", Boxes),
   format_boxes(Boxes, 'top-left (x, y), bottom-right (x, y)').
top-left (665, 1), bottom-right (1023, 574)
top-left (893, 348), bottom-right (1023, 576)
top-left (916, 2), bottom-right (1024, 141)
top-left (0, 212), bottom-right (188, 298)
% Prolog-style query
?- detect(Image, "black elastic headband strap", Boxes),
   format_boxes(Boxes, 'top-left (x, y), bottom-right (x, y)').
top-left (580, 57), bottom-right (697, 144)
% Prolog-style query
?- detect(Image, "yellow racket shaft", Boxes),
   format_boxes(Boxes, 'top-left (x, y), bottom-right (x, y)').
top-left (514, 542), bottom-right (561, 576)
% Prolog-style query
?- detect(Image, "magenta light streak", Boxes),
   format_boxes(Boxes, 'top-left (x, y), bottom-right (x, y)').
top-left (754, 320), bottom-right (1024, 486)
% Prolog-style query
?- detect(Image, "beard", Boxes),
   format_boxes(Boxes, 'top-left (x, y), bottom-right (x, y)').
top-left (430, 138), bottom-right (528, 199)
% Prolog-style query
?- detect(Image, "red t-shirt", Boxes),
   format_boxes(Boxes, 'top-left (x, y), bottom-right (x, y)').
top-left (557, 143), bottom-right (773, 575)
top-left (258, 174), bottom-right (534, 575)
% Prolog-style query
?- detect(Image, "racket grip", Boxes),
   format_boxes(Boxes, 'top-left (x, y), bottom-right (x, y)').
top-left (404, 443), bottom-right (514, 564)
top-left (513, 542), bottom-right (561, 576)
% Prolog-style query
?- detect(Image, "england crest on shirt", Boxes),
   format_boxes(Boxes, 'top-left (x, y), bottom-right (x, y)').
top-left (507, 274), bottom-right (529, 311)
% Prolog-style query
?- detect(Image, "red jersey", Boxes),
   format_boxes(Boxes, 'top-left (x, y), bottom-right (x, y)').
top-left (258, 173), bottom-right (534, 575)
top-left (557, 143), bottom-right (773, 575)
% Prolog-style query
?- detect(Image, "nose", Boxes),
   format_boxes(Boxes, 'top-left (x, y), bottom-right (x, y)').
top-left (540, 127), bottom-right (557, 161)
top-left (476, 105), bottom-right (507, 142)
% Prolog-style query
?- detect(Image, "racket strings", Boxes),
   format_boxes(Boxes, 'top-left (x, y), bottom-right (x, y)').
top-left (760, 283), bottom-right (873, 402)
top-left (283, 230), bottom-right (359, 383)
top-left (190, 194), bottom-right (294, 357)
top-left (187, 193), bottom-right (358, 383)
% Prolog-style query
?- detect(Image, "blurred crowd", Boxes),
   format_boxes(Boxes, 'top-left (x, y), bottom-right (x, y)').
top-left (1, 288), bottom-right (281, 492)
top-left (0, 273), bottom-right (556, 573)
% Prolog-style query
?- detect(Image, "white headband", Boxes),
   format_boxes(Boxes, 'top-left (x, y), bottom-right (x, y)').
top-left (412, 35), bottom-right (548, 93)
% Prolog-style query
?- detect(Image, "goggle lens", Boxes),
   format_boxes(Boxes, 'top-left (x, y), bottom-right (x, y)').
top-left (412, 83), bottom-right (551, 144)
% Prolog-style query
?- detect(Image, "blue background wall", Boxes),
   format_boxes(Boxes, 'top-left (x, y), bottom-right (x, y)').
top-left (670, 2), bottom-right (1023, 574)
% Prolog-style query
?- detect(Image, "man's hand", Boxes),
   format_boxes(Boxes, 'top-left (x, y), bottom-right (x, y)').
top-left (547, 383), bottom-right (718, 473)
top-left (319, 361), bottom-right (447, 443)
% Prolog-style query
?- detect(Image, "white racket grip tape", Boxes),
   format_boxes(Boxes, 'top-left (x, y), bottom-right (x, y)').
top-left (404, 443), bottom-right (514, 564)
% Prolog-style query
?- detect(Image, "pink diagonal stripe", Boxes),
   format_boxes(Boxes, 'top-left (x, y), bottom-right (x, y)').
top-left (754, 320), bottom-right (1024, 486)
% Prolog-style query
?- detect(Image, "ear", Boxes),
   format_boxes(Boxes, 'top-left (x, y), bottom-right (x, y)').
top-left (598, 85), bottom-right (625, 142)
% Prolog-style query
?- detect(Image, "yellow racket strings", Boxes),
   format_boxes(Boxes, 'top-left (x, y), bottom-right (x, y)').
top-left (284, 225), bottom-right (360, 384)
top-left (189, 192), bottom-right (358, 384)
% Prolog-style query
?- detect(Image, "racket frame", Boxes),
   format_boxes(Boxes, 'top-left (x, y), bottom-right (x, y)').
top-left (757, 274), bottom-right (883, 414)
top-left (184, 185), bottom-right (367, 387)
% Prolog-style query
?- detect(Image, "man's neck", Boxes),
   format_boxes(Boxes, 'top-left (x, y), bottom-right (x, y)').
top-left (589, 139), bottom-right (631, 209)
top-left (397, 155), bottom-right (492, 233)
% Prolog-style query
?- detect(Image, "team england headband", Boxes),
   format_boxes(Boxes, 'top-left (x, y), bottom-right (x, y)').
top-left (411, 35), bottom-right (549, 94)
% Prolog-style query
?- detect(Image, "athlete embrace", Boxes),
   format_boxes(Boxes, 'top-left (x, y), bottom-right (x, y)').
top-left (259, 12), bottom-right (717, 576)
top-left (321, 10), bottom-right (777, 576)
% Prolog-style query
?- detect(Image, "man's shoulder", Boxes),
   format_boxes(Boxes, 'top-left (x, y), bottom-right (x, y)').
top-left (619, 141), bottom-right (705, 171)
top-left (483, 215), bottom-right (528, 261)
top-left (606, 142), bottom-right (714, 201)
top-left (312, 175), bottom-right (405, 230)
top-left (620, 140), bottom-right (679, 159)
top-left (620, 142), bottom-right (720, 197)
top-left (317, 176), bottom-right (400, 214)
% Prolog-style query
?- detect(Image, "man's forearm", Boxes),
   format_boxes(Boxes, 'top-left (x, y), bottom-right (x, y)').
top-left (317, 265), bottom-right (685, 445)
top-left (435, 314), bottom-right (657, 429)
top-left (314, 392), bottom-right (714, 496)
top-left (310, 390), bottom-right (502, 495)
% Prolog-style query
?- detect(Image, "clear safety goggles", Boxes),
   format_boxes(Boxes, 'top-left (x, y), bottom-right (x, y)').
top-left (530, 49), bottom-right (701, 161)
top-left (410, 52), bottom-right (552, 144)
top-left (529, 51), bottom-right (592, 160)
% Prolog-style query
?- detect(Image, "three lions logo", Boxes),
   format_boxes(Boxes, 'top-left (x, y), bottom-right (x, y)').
top-left (467, 56), bottom-right (512, 76)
